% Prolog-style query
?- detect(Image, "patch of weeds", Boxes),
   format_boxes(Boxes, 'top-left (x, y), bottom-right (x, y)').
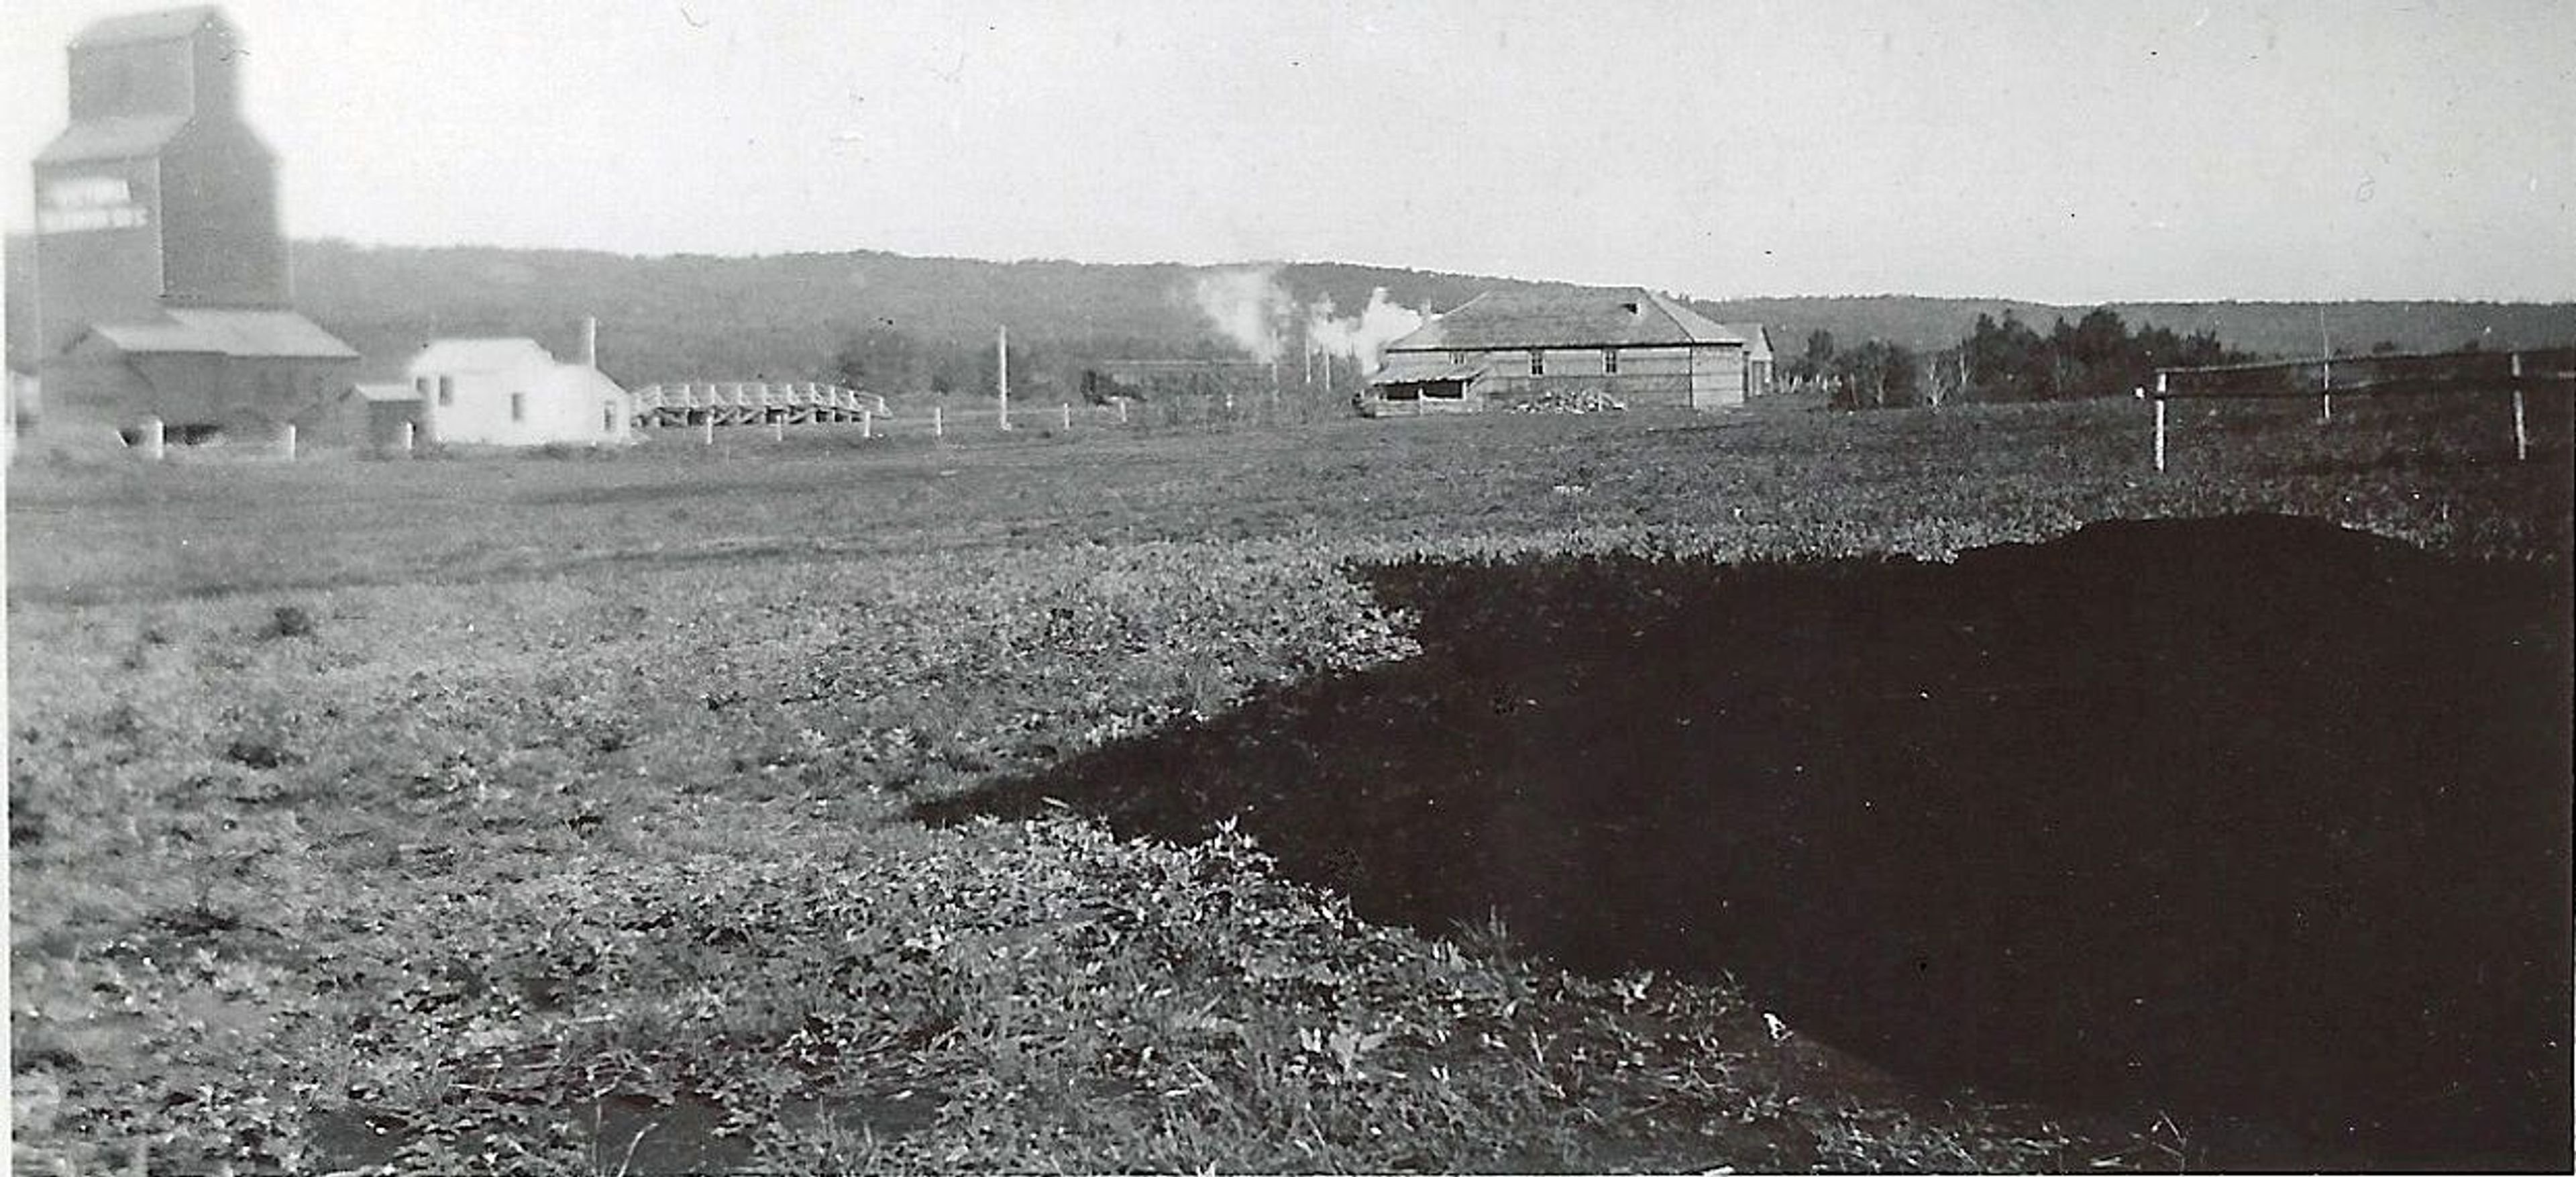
top-left (258, 605), bottom-right (317, 640)
top-left (223, 736), bottom-right (297, 770)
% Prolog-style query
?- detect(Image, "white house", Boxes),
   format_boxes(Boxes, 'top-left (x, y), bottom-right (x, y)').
top-left (407, 335), bottom-right (634, 447)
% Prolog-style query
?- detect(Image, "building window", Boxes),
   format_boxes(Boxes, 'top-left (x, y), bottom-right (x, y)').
top-left (602, 405), bottom-right (616, 432)
top-left (436, 376), bottom-right (454, 407)
top-left (1528, 350), bottom-right (1546, 377)
top-left (1602, 348), bottom-right (1619, 375)
top-left (509, 392), bottom-right (526, 422)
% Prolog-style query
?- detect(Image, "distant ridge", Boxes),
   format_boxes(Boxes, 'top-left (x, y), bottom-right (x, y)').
top-left (9, 236), bottom-right (2572, 389)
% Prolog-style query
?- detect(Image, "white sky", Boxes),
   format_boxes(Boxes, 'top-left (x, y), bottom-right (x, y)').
top-left (4, 0), bottom-right (2571, 304)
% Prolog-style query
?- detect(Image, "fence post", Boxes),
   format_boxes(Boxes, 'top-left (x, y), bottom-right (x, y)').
top-left (398, 420), bottom-right (415, 456)
top-left (933, 405), bottom-right (944, 439)
top-left (701, 413), bottom-right (714, 446)
top-left (772, 413), bottom-right (785, 443)
top-left (2512, 353), bottom-right (2528, 462)
top-left (2152, 374), bottom-right (2168, 472)
top-left (862, 410), bottom-right (873, 440)
top-left (1061, 402), bottom-right (1071, 431)
top-left (146, 416), bottom-right (166, 462)
top-left (1118, 399), bottom-right (1129, 425)
top-left (282, 422), bottom-right (297, 460)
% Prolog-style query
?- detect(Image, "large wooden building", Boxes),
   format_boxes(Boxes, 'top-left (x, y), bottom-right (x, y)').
top-left (1366, 288), bottom-right (1769, 415)
top-left (29, 6), bottom-right (357, 444)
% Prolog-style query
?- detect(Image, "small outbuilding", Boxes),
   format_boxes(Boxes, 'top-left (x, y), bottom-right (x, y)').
top-left (339, 382), bottom-right (424, 454)
top-left (405, 337), bottom-right (635, 447)
top-left (1366, 287), bottom-right (1767, 415)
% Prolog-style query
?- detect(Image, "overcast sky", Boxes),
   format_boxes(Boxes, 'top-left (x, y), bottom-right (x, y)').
top-left (5, 0), bottom-right (2571, 304)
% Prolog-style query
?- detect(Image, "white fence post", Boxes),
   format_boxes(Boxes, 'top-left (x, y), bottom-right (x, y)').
top-left (1061, 402), bottom-right (1071, 431)
top-left (146, 417), bottom-right (166, 462)
top-left (398, 420), bottom-right (415, 455)
top-left (702, 414), bottom-right (715, 446)
top-left (2151, 374), bottom-right (2168, 472)
top-left (933, 405), bottom-right (944, 439)
top-left (2512, 353), bottom-right (2528, 462)
top-left (282, 422), bottom-right (297, 461)
top-left (862, 410), bottom-right (874, 440)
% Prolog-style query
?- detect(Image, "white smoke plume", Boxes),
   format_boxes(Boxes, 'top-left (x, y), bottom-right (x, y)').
top-left (1305, 287), bottom-right (1426, 374)
top-left (1190, 267), bottom-right (1294, 364)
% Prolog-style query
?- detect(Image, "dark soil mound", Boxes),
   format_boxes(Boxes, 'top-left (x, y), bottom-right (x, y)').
top-left (922, 515), bottom-right (2573, 1168)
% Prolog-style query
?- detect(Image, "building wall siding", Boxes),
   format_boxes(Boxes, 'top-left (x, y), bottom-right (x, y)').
top-left (1690, 347), bottom-right (1748, 409)
top-left (32, 157), bottom-right (166, 356)
top-left (415, 360), bottom-right (633, 446)
top-left (1378, 344), bottom-right (1745, 411)
top-left (160, 122), bottom-right (286, 307)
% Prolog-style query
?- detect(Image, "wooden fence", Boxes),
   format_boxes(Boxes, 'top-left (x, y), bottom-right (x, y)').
top-left (2140, 348), bottom-right (2575, 470)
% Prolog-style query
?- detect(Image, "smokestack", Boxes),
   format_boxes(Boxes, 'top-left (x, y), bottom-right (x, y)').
top-left (582, 317), bottom-right (599, 368)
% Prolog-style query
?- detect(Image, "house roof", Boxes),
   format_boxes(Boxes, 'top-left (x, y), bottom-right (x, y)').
top-left (88, 309), bottom-right (358, 359)
top-left (408, 338), bottom-right (559, 373)
top-left (70, 6), bottom-right (225, 48)
top-left (1389, 288), bottom-right (1747, 352)
top-left (37, 113), bottom-right (193, 163)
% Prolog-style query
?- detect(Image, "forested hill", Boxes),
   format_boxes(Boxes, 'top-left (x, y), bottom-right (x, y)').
top-left (7, 236), bottom-right (2572, 391)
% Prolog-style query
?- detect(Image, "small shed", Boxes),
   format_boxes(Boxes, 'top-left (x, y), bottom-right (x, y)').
top-left (1363, 360), bottom-right (1491, 416)
top-left (341, 382), bottom-right (423, 453)
top-left (406, 338), bottom-right (634, 447)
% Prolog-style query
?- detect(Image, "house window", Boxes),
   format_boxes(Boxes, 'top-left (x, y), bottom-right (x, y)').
top-left (510, 392), bottom-right (526, 422)
top-left (602, 405), bottom-right (616, 432)
top-left (1528, 350), bottom-right (1546, 377)
top-left (436, 376), bottom-right (454, 407)
top-left (1451, 350), bottom-right (1468, 365)
top-left (1602, 348), bottom-right (1619, 375)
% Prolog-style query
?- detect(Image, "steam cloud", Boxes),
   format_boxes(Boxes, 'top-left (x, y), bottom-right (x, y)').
top-left (1190, 268), bottom-right (1295, 364)
top-left (1188, 266), bottom-right (1428, 374)
top-left (1305, 289), bottom-right (1425, 374)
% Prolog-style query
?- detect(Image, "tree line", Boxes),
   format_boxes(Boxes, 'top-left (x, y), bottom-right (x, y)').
top-left (1780, 308), bottom-right (2256, 411)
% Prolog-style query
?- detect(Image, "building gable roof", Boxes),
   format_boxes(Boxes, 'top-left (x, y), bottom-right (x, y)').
top-left (37, 113), bottom-right (193, 163)
top-left (1725, 323), bottom-right (1773, 362)
top-left (87, 309), bottom-right (357, 359)
top-left (409, 338), bottom-right (559, 374)
top-left (70, 6), bottom-right (225, 49)
top-left (1389, 287), bottom-right (1746, 352)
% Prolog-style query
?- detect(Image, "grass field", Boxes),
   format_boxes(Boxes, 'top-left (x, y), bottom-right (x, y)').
top-left (9, 392), bottom-right (2571, 1174)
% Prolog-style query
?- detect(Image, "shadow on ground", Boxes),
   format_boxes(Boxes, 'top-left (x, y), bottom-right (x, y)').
top-left (922, 515), bottom-right (2573, 1170)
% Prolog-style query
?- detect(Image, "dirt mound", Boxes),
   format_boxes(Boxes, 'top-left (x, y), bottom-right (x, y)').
top-left (924, 515), bottom-right (2573, 1168)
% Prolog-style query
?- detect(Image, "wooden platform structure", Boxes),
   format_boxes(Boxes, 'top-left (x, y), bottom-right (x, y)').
top-left (2143, 347), bottom-right (2575, 470)
top-left (632, 382), bottom-right (888, 427)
